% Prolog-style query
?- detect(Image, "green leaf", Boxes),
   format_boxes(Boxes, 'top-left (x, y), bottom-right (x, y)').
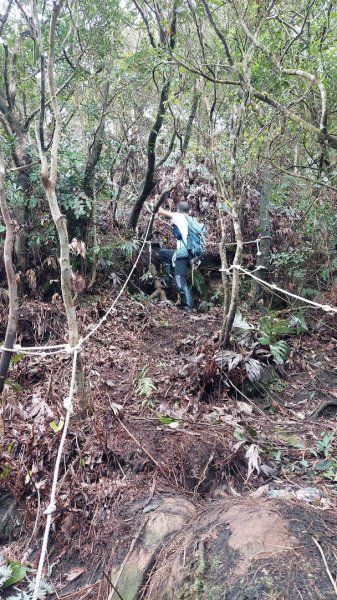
top-left (277, 432), bottom-right (305, 449)
top-left (315, 459), bottom-right (336, 472)
top-left (10, 352), bottom-right (25, 365)
top-left (270, 341), bottom-right (290, 364)
top-left (2, 561), bottom-right (27, 589)
top-left (0, 466), bottom-right (10, 479)
top-left (159, 416), bottom-right (180, 428)
top-left (49, 419), bottom-right (64, 433)
top-left (234, 427), bottom-right (246, 441)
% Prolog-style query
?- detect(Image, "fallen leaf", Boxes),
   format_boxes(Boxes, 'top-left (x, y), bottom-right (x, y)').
top-left (65, 567), bottom-right (85, 582)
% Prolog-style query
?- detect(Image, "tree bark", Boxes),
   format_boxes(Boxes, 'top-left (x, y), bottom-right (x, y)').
top-left (182, 79), bottom-right (203, 157)
top-left (251, 167), bottom-right (271, 301)
top-left (0, 140), bottom-right (19, 395)
top-left (221, 104), bottom-right (244, 348)
top-left (37, 0), bottom-right (87, 409)
top-left (128, 1), bottom-right (177, 229)
top-left (127, 81), bottom-right (171, 229)
top-left (87, 187), bottom-right (97, 291)
top-left (83, 82), bottom-right (110, 201)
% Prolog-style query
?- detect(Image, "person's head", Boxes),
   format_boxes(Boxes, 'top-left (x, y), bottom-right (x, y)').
top-left (177, 201), bottom-right (189, 214)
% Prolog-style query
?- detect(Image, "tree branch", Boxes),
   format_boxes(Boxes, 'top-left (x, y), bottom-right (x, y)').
top-left (0, 0), bottom-right (14, 36)
top-left (132, 0), bottom-right (157, 48)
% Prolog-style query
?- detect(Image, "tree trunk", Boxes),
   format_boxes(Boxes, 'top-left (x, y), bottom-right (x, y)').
top-left (182, 79), bottom-right (203, 157)
top-left (128, 81), bottom-right (171, 229)
top-left (0, 141), bottom-right (19, 395)
top-left (37, 0), bottom-right (87, 409)
top-left (43, 183), bottom-right (87, 407)
top-left (128, 1), bottom-right (177, 230)
top-left (88, 188), bottom-right (97, 291)
top-left (221, 104), bottom-right (244, 348)
top-left (11, 135), bottom-right (31, 273)
top-left (251, 167), bottom-right (271, 301)
top-left (83, 82), bottom-right (109, 201)
top-left (221, 204), bottom-right (243, 347)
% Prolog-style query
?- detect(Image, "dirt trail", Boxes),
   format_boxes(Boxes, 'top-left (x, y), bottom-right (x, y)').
top-left (1, 296), bottom-right (337, 599)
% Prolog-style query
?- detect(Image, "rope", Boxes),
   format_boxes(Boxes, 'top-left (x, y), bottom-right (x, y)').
top-left (81, 216), bottom-right (152, 344)
top-left (0, 342), bottom-right (69, 355)
top-left (28, 215), bottom-right (153, 595)
top-left (32, 348), bottom-right (78, 600)
top-left (1, 221), bottom-right (153, 356)
top-left (222, 265), bottom-right (337, 314)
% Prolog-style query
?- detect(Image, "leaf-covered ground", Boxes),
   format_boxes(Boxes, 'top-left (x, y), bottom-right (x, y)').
top-left (1, 293), bottom-right (337, 598)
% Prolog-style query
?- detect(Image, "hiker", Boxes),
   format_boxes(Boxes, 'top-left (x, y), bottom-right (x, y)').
top-left (158, 201), bottom-right (194, 312)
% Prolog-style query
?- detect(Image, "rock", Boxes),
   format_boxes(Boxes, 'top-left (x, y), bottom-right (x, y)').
top-left (108, 496), bottom-right (195, 600)
top-left (266, 486), bottom-right (322, 503)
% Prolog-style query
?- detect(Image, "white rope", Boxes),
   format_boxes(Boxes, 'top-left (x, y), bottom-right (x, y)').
top-left (228, 265), bottom-right (337, 314)
top-left (81, 216), bottom-right (152, 345)
top-left (32, 348), bottom-right (78, 600)
top-left (30, 218), bottom-right (153, 593)
top-left (0, 342), bottom-right (69, 355)
top-left (1, 219), bottom-right (153, 357)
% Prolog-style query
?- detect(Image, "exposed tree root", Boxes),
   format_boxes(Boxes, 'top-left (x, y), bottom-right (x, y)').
top-left (147, 263), bottom-right (168, 302)
top-left (310, 400), bottom-right (337, 420)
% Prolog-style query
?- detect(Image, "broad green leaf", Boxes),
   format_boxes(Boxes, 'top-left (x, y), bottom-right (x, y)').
top-left (2, 561), bottom-right (27, 589)
top-left (49, 420), bottom-right (64, 433)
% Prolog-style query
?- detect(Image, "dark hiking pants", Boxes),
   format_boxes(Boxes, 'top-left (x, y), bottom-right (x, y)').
top-left (159, 248), bottom-right (193, 310)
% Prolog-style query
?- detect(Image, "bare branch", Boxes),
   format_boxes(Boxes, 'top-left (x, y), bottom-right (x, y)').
top-left (132, 0), bottom-right (157, 48)
top-left (199, 0), bottom-right (235, 68)
top-left (0, 0), bottom-right (14, 36)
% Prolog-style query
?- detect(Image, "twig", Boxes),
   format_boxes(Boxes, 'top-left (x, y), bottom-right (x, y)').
top-left (58, 580), bottom-right (100, 599)
top-left (312, 536), bottom-right (337, 596)
top-left (103, 572), bottom-right (125, 600)
top-left (107, 522), bottom-right (146, 600)
top-left (117, 417), bottom-right (172, 483)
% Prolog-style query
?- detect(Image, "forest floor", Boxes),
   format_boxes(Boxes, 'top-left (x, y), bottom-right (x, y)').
top-left (1, 291), bottom-right (337, 599)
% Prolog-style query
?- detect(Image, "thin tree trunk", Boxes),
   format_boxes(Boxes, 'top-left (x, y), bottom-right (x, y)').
top-left (182, 79), bottom-right (203, 157)
top-left (88, 188), bottom-right (97, 291)
top-left (128, 1), bottom-right (177, 230)
top-left (127, 81), bottom-right (171, 229)
top-left (221, 204), bottom-right (243, 347)
top-left (37, 0), bottom-right (87, 409)
top-left (252, 167), bottom-right (271, 301)
top-left (219, 209), bottom-right (230, 317)
top-left (221, 104), bottom-right (244, 348)
top-left (0, 140), bottom-right (19, 395)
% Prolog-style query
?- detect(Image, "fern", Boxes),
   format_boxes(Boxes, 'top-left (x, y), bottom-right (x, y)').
top-left (0, 564), bottom-right (13, 588)
top-left (269, 340), bottom-right (290, 364)
top-left (133, 368), bottom-right (156, 398)
top-left (7, 579), bottom-right (54, 600)
top-left (115, 238), bottom-right (140, 257)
